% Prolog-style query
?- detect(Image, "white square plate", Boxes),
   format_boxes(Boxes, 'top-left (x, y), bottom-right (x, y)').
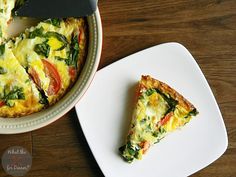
top-left (75, 42), bottom-right (228, 177)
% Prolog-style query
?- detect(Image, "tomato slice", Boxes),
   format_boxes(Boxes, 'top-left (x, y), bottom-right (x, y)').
top-left (28, 67), bottom-right (41, 88)
top-left (158, 112), bottom-right (174, 127)
top-left (42, 59), bottom-right (61, 96)
top-left (78, 29), bottom-right (83, 43)
top-left (69, 66), bottom-right (77, 81)
top-left (0, 101), bottom-right (5, 107)
top-left (139, 141), bottom-right (150, 154)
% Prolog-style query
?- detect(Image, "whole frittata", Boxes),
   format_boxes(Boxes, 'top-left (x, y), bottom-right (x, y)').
top-left (0, 0), bottom-right (87, 117)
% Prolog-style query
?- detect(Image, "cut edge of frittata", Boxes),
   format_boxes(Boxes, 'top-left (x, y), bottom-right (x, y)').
top-left (0, 41), bottom-right (45, 117)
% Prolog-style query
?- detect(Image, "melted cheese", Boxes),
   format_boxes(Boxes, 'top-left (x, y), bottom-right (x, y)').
top-left (51, 48), bottom-right (67, 59)
top-left (47, 37), bottom-right (64, 50)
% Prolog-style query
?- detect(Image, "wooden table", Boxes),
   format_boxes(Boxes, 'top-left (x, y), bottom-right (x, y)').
top-left (1, 0), bottom-right (236, 176)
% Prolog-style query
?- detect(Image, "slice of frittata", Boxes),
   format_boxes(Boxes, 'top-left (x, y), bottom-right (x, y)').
top-left (0, 41), bottom-right (44, 117)
top-left (119, 75), bottom-right (198, 163)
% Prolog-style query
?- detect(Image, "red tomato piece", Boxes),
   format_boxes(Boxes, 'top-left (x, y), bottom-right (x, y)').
top-left (159, 112), bottom-right (174, 126)
top-left (0, 101), bottom-right (5, 107)
top-left (42, 59), bottom-right (61, 96)
top-left (78, 29), bottom-right (83, 43)
top-left (69, 66), bottom-right (77, 81)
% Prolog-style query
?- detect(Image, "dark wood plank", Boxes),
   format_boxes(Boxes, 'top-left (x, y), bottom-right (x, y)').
top-left (0, 0), bottom-right (235, 176)
top-left (28, 109), bottom-right (103, 177)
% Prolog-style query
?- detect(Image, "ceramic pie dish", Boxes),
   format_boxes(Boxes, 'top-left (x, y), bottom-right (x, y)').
top-left (0, 9), bottom-right (102, 134)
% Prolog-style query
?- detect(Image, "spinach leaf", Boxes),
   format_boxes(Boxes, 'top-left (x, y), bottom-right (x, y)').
top-left (140, 118), bottom-right (147, 124)
top-left (5, 100), bottom-right (15, 107)
top-left (0, 9), bottom-right (3, 13)
top-left (25, 79), bottom-right (30, 83)
top-left (0, 66), bottom-right (7, 74)
top-left (28, 27), bottom-right (44, 39)
top-left (1, 86), bottom-right (25, 107)
top-left (184, 108), bottom-right (198, 118)
top-left (5, 86), bottom-right (25, 100)
top-left (54, 56), bottom-right (67, 61)
top-left (39, 91), bottom-right (48, 105)
top-left (45, 32), bottom-right (68, 50)
top-left (66, 35), bottom-right (79, 68)
top-left (44, 18), bottom-right (62, 28)
top-left (119, 145), bottom-right (126, 154)
top-left (188, 108), bottom-right (198, 116)
top-left (153, 127), bottom-right (166, 137)
top-left (34, 41), bottom-right (50, 58)
top-left (145, 88), bottom-right (155, 96)
top-left (0, 44), bottom-right (5, 56)
top-left (127, 147), bottom-right (136, 156)
top-left (155, 89), bottom-right (178, 114)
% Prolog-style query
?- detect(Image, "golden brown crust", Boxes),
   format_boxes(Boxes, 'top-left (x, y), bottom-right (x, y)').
top-left (140, 75), bottom-right (196, 111)
top-left (0, 108), bottom-right (40, 118)
top-left (0, 96), bottom-right (44, 118)
top-left (75, 18), bottom-right (87, 80)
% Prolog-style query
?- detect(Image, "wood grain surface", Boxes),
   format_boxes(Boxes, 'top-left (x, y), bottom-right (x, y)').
top-left (0, 0), bottom-right (236, 176)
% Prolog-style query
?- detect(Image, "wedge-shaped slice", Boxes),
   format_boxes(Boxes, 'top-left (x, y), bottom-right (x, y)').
top-left (12, 18), bottom-right (87, 104)
top-left (0, 42), bottom-right (44, 117)
top-left (119, 75), bottom-right (198, 162)
top-left (0, 0), bottom-right (15, 43)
